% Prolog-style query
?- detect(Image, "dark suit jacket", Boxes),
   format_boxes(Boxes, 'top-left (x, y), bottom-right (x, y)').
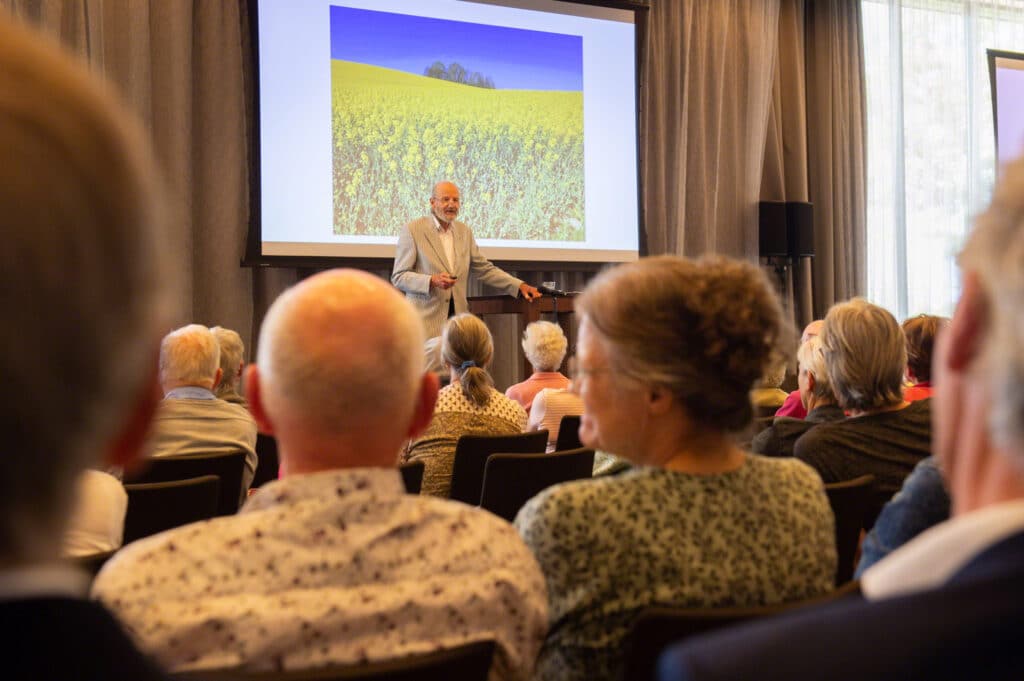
top-left (2, 596), bottom-right (169, 680)
top-left (659, 530), bottom-right (1024, 681)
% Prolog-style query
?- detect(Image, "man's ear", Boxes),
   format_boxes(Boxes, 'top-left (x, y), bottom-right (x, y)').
top-left (105, 359), bottom-right (162, 470)
top-left (647, 384), bottom-right (674, 416)
top-left (407, 372), bottom-right (440, 440)
top-left (806, 372), bottom-right (817, 393)
top-left (944, 272), bottom-right (987, 372)
top-left (245, 365), bottom-right (275, 435)
top-left (211, 366), bottom-right (223, 391)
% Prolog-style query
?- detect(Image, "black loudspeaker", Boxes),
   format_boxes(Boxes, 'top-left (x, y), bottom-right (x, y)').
top-left (759, 201), bottom-right (814, 258)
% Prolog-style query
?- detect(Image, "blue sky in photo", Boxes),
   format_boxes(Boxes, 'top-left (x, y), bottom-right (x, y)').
top-left (329, 6), bottom-right (582, 91)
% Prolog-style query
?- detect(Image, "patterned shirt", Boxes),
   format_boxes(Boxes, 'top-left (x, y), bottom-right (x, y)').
top-left (92, 468), bottom-right (548, 680)
top-left (514, 455), bottom-right (836, 681)
top-left (404, 384), bottom-right (527, 497)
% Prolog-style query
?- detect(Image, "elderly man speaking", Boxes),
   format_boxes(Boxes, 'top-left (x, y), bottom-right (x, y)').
top-left (94, 270), bottom-right (548, 680)
top-left (392, 181), bottom-right (541, 340)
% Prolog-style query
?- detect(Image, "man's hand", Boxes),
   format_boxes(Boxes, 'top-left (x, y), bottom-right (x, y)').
top-left (519, 283), bottom-right (541, 301)
top-left (430, 272), bottom-right (457, 290)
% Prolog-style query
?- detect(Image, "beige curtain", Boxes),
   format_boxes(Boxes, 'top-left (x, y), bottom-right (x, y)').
top-left (759, 0), bottom-right (867, 325)
top-left (643, 0), bottom-right (781, 260)
top-left (1, 0), bottom-right (253, 341)
top-left (805, 0), bottom-right (867, 316)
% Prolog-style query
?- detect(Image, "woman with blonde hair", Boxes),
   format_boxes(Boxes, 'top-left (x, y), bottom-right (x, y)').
top-left (514, 255), bottom-right (836, 681)
top-left (404, 314), bottom-right (526, 496)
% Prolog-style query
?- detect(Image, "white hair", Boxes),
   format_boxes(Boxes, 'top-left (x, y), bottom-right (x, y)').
top-left (0, 18), bottom-right (173, 560)
top-left (159, 325), bottom-right (220, 388)
top-left (820, 298), bottom-right (905, 411)
top-left (211, 326), bottom-right (245, 391)
top-left (256, 270), bottom-right (425, 437)
top-left (522, 321), bottom-right (569, 372)
top-left (960, 154), bottom-right (1024, 463)
top-left (797, 335), bottom-right (834, 401)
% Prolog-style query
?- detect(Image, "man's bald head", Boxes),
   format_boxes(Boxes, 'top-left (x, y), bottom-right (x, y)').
top-left (801, 320), bottom-right (824, 345)
top-left (430, 181), bottom-right (461, 224)
top-left (251, 270), bottom-right (432, 469)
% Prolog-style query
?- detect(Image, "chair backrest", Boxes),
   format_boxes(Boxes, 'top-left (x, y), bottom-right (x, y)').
top-left (123, 475), bottom-right (220, 544)
top-left (621, 581), bottom-right (861, 681)
top-left (171, 640), bottom-right (495, 681)
top-left (480, 448), bottom-right (595, 522)
top-left (554, 415), bottom-right (583, 452)
top-left (252, 434), bottom-right (280, 488)
top-left (126, 450), bottom-right (247, 516)
top-left (824, 474), bottom-right (876, 585)
top-left (449, 431), bottom-right (548, 504)
top-left (400, 460), bottom-right (425, 494)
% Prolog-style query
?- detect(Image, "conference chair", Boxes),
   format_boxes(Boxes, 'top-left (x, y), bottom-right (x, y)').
top-left (399, 460), bottom-right (425, 494)
top-left (122, 475), bottom-right (220, 544)
top-left (621, 581), bottom-right (862, 681)
top-left (172, 640), bottom-right (495, 681)
top-left (554, 415), bottom-right (583, 452)
top-left (125, 450), bottom-right (248, 516)
top-left (479, 448), bottom-right (595, 521)
top-left (448, 431), bottom-right (548, 505)
top-left (824, 474), bottom-right (876, 585)
top-left (252, 434), bottom-right (280, 488)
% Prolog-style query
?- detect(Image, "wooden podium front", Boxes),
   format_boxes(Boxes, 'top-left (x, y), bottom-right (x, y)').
top-left (467, 294), bottom-right (576, 379)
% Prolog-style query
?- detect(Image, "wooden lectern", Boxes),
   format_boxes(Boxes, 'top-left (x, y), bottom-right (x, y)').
top-left (467, 294), bottom-right (576, 380)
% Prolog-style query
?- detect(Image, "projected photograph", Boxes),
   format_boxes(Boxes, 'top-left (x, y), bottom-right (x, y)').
top-left (330, 6), bottom-right (584, 241)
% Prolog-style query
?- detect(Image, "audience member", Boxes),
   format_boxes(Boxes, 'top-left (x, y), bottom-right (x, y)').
top-left (855, 456), bottom-right (950, 576)
top-left (0, 16), bottom-right (175, 678)
top-left (902, 314), bottom-right (947, 402)
top-left (515, 255), bottom-right (835, 681)
top-left (658, 151), bottom-right (1024, 681)
top-left (751, 336), bottom-right (845, 457)
top-left (793, 299), bottom-right (931, 498)
top-left (211, 325), bottom-right (247, 407)
top-left (63, 469), bottom-right (128, 557)
top-left (774, 319), bottom-right (823, 419)
top-left (94, 271), bottom-right (548, 678)
top-left (148, 324), bottom-right (258, 493)
top-left (505, 321), bottom-right (571, 412)
top-left (403, 314), bottom-right (527, 497)
top-left (528, 388), bottom-right (584, 452)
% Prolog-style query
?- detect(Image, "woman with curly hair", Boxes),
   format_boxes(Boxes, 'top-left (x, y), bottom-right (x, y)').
top-left (514, 255), bottom-right (836, 681)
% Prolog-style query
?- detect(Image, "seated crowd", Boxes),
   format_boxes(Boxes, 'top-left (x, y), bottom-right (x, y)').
top-left (7, 13), bottom-right (1022, 681)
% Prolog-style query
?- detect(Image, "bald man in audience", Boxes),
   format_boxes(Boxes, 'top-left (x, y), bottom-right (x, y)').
top-left (659, 154), bottom-right (1024, 681)
top-left (94, 270), bottom-right (548, 680)
top-left (774, 319), bottom-right (824, 419)
top-left (0, 16), bottom-right (175, 679)
top-left (148, 324), bottom-right (258, 493)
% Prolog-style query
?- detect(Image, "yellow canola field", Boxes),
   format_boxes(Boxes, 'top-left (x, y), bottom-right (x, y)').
top-left (331, 60), bottom-right (584, 241)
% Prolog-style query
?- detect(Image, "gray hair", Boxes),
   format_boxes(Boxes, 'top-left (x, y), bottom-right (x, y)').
top-left (0, 18), bottom-right (172, 560)
top-left (211, 326), bottom-right (245, 392)
top-left (443, 314), bottom-right (495, 408)
top-left (960, 154), bottom-right (1024, 461)
top-left (797, 335), bottom-right (834, 402)
top-left (577, 255), bottom-right (790, 432)
top-left (820, 298), bottom-right (905, 411)
top-left (159, 325), bottom-right (221, 389)
top-left (256, 270), bottom-right (425, 437)
top-left (522, 321), bottom-right (568, 372)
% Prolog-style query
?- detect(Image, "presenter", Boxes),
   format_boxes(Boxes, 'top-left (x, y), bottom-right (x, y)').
top-left (392, 180), bottom-right (541, 340)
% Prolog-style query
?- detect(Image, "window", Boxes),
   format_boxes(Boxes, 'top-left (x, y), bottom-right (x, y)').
top-left (863, 0), bottom-right (1024, 318)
